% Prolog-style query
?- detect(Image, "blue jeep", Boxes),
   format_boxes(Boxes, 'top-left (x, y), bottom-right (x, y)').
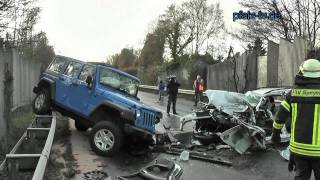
top-left (33, 55), bottom-right (162, 156)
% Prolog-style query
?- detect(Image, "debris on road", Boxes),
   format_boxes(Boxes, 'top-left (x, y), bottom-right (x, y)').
top-left (280, 146), bottom-right (290, 161)
top-left (220, 122), bottom-right (266, 154)
top-left (153, 145), bottom-right (232, 166)
top-left (116, 158), bottom-right (183, 180)
top-left (179, 150), bottom-right (189, 161)
top-left (83, 170), bottom-right (110, 180)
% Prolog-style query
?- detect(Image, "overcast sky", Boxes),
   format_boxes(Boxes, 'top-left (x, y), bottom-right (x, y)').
top-left (36, 0), bottom-right (241, 61)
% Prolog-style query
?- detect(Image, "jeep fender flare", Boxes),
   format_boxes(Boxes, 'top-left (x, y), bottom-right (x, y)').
top-left (33, 77), bottom-right (55, 100)
top-left (90, 101), bottom-right (135, 122)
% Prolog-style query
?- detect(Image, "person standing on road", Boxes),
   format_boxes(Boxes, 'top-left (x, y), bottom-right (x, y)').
top-left (193, 75), bottom-right (204, 106)
top-left (158, 80), bottom-right (165, 103)
top-left (271, 59), bottom-right (320, 180)
top-left (166, 75), bottom-right (180, 116)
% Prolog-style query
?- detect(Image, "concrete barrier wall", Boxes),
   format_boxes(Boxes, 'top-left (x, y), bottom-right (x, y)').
top-left (0, 47), bottom-right (42, 139)
top-left (207, 36), bottom-right (309, 92)
top-left (278, 37), bottom-right (309, 87)
top-left (207, 50), bottom-right (258, 92)
top-left (12, 49), bottom-right (41, 110)
top-left (267, 41), bottom-right (279, 87)
top-left (207, 59), bottom-right (236, 91)
top-left (257, 56), bottom-right (267, 88)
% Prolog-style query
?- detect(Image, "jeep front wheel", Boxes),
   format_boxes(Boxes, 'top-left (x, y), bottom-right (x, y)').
top-left (89, 121), bottom-right (123, 156)
top-left (33, 89), bottom-right (51, 115)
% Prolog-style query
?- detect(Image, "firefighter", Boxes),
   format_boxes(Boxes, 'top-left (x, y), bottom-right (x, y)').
top-left (271, 59), bottom-right (320, 180)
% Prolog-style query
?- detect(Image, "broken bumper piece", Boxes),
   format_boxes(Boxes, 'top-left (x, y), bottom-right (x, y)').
top-left (117, 158), bottom-right (183, 180)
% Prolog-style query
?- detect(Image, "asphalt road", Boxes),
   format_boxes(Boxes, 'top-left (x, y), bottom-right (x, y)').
top-left (70, 91), bottom-right (299, 180)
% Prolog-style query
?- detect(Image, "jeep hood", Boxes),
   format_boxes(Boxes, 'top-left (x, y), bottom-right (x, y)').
top-left (111, 91), bottom-right (162, 115)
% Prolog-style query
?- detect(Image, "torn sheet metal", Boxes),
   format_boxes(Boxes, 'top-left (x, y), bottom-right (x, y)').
top-left (219, 120), bottom-right (266, 154)
top-left (117, 158), bottom-right (183, 180)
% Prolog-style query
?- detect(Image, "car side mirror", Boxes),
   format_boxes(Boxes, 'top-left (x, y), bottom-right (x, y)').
top-left (85, 75), bottom-right (93, 88)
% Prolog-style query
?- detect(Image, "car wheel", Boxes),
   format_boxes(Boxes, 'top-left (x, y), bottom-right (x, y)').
top-left (75, 120), bottom-right (89, 132)
top-left (33, 88), bottom-right (51, 115)
top-left (89, 121), bottom-right (123, 156)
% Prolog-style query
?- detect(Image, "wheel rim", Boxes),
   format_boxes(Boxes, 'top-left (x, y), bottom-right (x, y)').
top-left (35, 94), bottom-right (45, 110)
top-left (94, 129), bottom-right (115, 151)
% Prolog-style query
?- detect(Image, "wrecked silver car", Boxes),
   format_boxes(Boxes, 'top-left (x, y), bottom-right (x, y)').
top-left (180, 88), bottom-right (290, 154)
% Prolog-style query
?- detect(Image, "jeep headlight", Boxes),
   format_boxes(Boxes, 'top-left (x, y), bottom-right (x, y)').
top-left (136, 110), bottom-right (141, 118)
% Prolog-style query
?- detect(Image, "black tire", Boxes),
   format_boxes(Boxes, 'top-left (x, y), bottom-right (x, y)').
top-left (32, 88), bottom-right (51, 115)
top-left (75, 120), bottom-right (89, 132)
top-left (89, 121), bottom-right (123, 156)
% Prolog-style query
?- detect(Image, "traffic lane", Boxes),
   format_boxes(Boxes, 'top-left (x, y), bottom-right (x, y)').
top-left (138, 91), bottom-right (195, 116)
top-left (139, 91), bottom-right (195, 132)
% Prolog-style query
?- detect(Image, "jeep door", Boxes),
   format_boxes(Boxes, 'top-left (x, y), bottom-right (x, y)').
top-left (68, 64), bottom-right (97, 116)
top-left (56, 61), bottom-right (82, 109)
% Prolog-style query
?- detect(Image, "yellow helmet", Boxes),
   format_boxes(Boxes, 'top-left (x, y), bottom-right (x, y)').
top-left (299, 59), bottom-right (320, 78)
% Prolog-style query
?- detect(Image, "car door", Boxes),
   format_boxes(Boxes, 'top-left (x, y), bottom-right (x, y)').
top-left (56, 61), bottom-right (83, 109)
top-left (46, 57), bottom-right (69, 105)
top-left (69, 64), bottom-right (96, 116)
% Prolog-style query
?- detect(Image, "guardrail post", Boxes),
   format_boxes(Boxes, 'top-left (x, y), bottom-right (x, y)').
top-left (7, 159), bottom-right (19, 180)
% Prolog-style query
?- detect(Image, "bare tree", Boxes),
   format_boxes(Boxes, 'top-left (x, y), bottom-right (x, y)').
top-left (237, 0), bottom-right (320, 47)
top-left (182, 0), bottom-right (224, 54)
top-left (158, 5), bottom-right (194, 62)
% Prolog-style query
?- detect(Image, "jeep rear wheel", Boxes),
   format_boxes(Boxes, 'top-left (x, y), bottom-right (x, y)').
top-left (89, 121), bottom-right (123, 156)
top-left (75, 120), bottom-right (89, 132)
top-left (33, 89), bottom-right (51, 115)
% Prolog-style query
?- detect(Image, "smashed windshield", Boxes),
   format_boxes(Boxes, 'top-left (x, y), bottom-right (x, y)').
top-left (99, 67), bottom-right (139, 97)
top-left (205, 90), bottom-right (249, 114)
top-left (244, 91), bottom-right (262, 106)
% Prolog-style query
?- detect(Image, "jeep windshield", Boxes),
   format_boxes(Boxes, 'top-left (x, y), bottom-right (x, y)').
top-left (99, 67), bottom-right (139, 97)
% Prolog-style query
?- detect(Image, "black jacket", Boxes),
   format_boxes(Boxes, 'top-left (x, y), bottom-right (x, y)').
top-left (167, 80), bottom-right (180, 96)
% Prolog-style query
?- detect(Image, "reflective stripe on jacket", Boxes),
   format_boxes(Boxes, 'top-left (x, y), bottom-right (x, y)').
top-left (273, 88), bottom-right (320, 157)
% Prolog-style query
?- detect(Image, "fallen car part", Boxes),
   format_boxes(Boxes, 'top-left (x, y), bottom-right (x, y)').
top-left (179, 150), bottom-right (189, 161)
top-left (280, 146), bottom-right (290, 161)
top-left (164, 147), bottom-right (232, 166)
top-left (83, 170), bottom-right (110, 180)
top-left (193, 132), bottom-right (221, 145)
top-left (117, 158), bottom-right (183, 180)
top-left (219, 120), bottom-right (266, 154)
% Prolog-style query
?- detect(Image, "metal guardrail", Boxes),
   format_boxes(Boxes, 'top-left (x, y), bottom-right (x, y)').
top-left (139, 85), bottom-right (195, 95)
top-left (0, 113), bottom-right (56, 180)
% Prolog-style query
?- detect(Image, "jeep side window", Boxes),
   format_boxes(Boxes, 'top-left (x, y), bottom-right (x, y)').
top-left (48, 58), bottom-right (66, 73)
top-left (64, 62), bottom-right (82, 78)
top-left (79, 65), bottom-right (95, 81)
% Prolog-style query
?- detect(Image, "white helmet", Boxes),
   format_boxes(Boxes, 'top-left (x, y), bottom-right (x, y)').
top-left (299, 59), bottom-right (320, 78)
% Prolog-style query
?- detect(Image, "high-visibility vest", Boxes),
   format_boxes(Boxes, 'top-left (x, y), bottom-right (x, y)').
top-left (199, 84), bottom-right (204, 91)
top-left (273, 88), bottom-right (320, 157)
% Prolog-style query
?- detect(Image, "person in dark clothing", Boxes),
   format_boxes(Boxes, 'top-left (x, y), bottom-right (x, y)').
top-left (271, 59), bottom-right (320, 180)
top-left (166, 75), bottom-right (180, 116)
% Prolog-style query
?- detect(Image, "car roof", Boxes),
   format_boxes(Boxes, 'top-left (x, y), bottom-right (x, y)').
top-left (55, 55), bottom-right (141, 82)
top-left (250, 88), bottom-right (290, 95)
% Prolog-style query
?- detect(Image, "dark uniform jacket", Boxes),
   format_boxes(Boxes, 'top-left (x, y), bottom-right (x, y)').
top-left (273, 75), bottom-right (320, 157)
top-left (167, 80), bottom-right (180, 96)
